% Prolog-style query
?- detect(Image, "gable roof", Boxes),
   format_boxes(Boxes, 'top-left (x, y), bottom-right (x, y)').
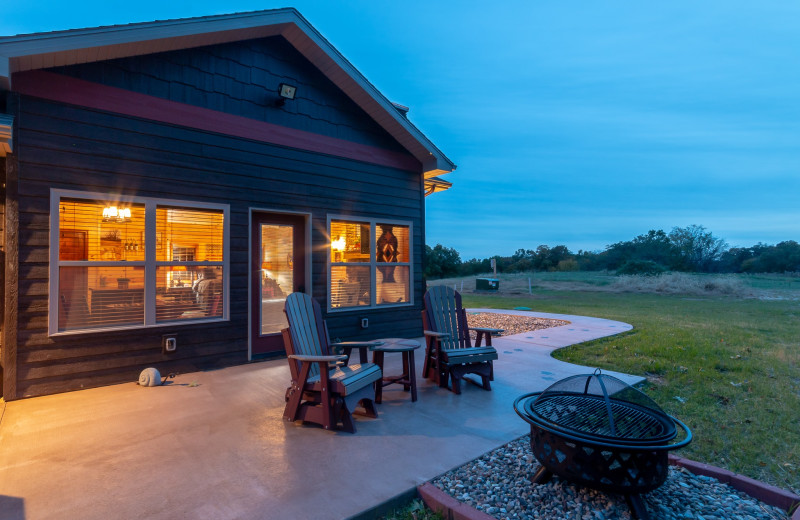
top-left (0, 8), bottom-right (455, 180)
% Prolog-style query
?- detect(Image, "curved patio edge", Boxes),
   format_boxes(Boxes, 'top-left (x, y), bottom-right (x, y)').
top-left (467, 308), bottom-right (642, 386)
top-left (418, 455), bottom-right (800, 519)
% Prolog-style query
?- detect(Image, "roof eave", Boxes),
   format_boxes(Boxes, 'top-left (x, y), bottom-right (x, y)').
top-left (0, 8), bottom-right (456, 175)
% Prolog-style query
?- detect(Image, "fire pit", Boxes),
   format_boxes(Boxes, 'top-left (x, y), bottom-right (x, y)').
top-left (514, 370), bottom-right (692, 520)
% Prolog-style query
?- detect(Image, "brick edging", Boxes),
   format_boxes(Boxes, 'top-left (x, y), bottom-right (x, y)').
top-left (418, 482), bottom-right (496, 520)
top-left (418, 460), bottom-right (800, 520)
top-left (669, 455), bottom-right (800, 516)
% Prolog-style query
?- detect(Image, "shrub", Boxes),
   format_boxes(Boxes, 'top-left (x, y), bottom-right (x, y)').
top-left (612, 272), bottom-right (752, 297)
top-left (557, 258), bottom-right (579, 271)
top-left (616, 260), bottom-right (667, 276)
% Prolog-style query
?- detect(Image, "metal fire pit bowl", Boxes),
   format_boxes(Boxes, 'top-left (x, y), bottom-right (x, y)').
top-left (514, 370), bottom-right (692, 520)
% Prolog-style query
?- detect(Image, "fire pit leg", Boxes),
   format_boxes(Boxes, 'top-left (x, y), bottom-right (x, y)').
top-left (625, 494), bottom-right (650, 520)
top-left (530, 466), bottom-right (553, 485)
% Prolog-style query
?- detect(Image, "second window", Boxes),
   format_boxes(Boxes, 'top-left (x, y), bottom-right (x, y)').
top-left (329, 218), bottom-right (411, 310)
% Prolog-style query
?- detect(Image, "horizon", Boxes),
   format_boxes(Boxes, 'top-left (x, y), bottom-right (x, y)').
top-left (4, 1), bottom-right (799, 259)
top-left (434, 224), bottom-right (798, 260)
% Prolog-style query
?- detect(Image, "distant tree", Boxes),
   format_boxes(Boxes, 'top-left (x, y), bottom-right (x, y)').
top-left (747, 241), bottom-right (800, 273)
top-left (603, 230), bottom-right (674, 270)
top-left (668, 225), bottom-right (727, 272)
top-left (424, 244), bottom-right (461, 279)
top-left (557, 258), bottom-right (579, 271)
top-left (460, 257), bottom-right (491, 276)
top-left (529, 244), bottom-right (574, 271)
top-left (575, 249), bottom-right (606, 271)
top-left (719, 246), bottom-right (757, 273)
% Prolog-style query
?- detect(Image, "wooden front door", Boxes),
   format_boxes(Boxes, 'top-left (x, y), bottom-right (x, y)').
top-left (250, 213), bottom-right (306, 356)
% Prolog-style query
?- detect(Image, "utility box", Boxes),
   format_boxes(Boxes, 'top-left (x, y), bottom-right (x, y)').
top-left (476, 278), bottom-right (499, 291)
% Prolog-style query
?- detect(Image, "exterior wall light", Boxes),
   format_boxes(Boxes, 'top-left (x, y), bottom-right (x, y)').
top-left (276, 83), bottom-right (297, 106)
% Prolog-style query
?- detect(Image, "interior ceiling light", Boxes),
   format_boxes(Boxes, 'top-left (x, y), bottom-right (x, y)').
top-left (102, 205), bottom-right (131, 223)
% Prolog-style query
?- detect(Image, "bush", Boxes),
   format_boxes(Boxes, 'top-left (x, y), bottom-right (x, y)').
top-left (557, 259), bottom-right (579, 271)
top-left (616, 260), bottom-right (667, 276)
top-left (612, 272), bottom-right (752, 297)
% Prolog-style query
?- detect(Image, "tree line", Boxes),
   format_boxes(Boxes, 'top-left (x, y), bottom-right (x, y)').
top-left (425, 225), bottom-right (800, 279)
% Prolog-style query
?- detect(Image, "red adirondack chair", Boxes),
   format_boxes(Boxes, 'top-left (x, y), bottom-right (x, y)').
top-left (282, 292), bottom-right (383, 433)
top-left (422, 286), bottom-right (501, 394)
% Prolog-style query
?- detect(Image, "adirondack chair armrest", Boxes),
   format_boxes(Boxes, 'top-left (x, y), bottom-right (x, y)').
top-left (289, 354), bottom-right (347, 363)
top-left (469, 326), bottom-right (504, 335)
top-left (423, 330), bottom-right (450, 339)
top-left (330, 341), bottom-right (385, 349)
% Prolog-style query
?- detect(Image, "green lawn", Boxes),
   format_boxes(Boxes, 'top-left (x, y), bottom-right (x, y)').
top-left (437, 272), bottom-right (800, 493)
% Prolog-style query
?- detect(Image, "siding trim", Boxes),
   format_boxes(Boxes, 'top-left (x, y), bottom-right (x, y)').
top-left (13, 70), bottom-right (422, 174)
top-left (2, 141), bottom-right (19, 400)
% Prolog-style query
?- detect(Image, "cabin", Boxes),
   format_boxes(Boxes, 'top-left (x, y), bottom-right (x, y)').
top-left (0, 9), bottom-right (455, 400)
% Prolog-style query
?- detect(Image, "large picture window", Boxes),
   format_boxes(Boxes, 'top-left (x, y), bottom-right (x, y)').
top-left (329, 218), bottom-right (411, 310)
top-left (50, 190), bottom-right (228, 334)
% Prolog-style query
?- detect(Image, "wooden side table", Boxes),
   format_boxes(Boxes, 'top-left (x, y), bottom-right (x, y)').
top-left (333, 340), bottom-right (384, 364)
top-left (371, 338), bottom-right (420, 403)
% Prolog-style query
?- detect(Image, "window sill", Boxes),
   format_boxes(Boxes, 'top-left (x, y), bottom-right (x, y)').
top-left (49, 317), bottom-right (229, 337)
top-left (328, 302), bottom-right (413, 313)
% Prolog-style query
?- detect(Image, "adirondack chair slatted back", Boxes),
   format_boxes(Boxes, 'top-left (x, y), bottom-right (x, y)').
top-left (284, 292), bottom-right (329, 379)
top-left (424, 286), bottom-right (471, 350)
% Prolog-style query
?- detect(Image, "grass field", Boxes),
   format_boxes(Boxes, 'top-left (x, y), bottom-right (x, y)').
top-left (428, 271), bottom-right (800, 494)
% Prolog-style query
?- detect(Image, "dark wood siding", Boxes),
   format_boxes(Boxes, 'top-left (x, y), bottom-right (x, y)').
top-left (13, 92), bottom-right (424, 398)
top-left (51, 36), bottom-right (407, 153)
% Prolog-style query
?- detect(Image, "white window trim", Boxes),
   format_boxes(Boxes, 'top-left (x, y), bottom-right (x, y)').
top-left (49, 189), bottom-right (230, 336)
top-left (327, 214), bottom-right (414, 313)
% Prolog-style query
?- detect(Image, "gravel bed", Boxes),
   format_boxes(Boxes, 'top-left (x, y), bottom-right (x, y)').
top-left (466, 313), bottom-right (570, 337)
top-left (431, 436), bottom-right (788, 520)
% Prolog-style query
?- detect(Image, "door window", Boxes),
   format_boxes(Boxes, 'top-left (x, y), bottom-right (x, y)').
top-left (260, 224), bottom-right (293, 335)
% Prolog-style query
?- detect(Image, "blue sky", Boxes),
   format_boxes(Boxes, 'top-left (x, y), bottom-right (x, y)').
top-left (3, 1), bottom-right (799, 258)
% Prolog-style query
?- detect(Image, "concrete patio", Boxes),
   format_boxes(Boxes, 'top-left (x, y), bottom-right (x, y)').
top-left (0, 310), bottom-right (638, 520)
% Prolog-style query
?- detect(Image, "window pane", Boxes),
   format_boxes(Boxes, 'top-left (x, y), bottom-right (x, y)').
top-left (59, 199), bottom-right (145, 261)
top-left (260, 224), bottom-right (293, 335)
top-left (331, 266), bottom-right (370, 308)
top-left (376, 266), bottom-right (410, 305)
top-left (156, 266), bottom-right (223, 322)
top-left (376, 224), bottom-right (409, 263)
top-left (156, 207), bottom-right (224, 262)
top-left (330, 220), bottom-right (370, 263)
top-left (58, 266), bottom-right (145, 331)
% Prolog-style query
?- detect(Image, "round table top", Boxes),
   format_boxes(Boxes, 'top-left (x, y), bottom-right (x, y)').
top-left (370, 337), bottom-right (421, 352)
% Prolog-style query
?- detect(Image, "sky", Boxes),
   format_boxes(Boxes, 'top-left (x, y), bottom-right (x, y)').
top-left (3, 1), bottom-right (799, 259)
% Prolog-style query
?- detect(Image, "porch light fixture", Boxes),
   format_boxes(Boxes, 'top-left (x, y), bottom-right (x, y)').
top-left (276, 83), bottom-right (297, 106)
top-left (102, 205), bottom-right (131, 223)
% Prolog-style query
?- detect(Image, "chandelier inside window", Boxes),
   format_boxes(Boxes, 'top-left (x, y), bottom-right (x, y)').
top-left (102, 205), bottom-right (131, 223)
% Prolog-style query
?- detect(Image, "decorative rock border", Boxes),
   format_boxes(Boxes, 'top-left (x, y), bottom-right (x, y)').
top-left (668, 455), bottom-right (800, 519)
top-left (418, 455), bottom-right (800, 520)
